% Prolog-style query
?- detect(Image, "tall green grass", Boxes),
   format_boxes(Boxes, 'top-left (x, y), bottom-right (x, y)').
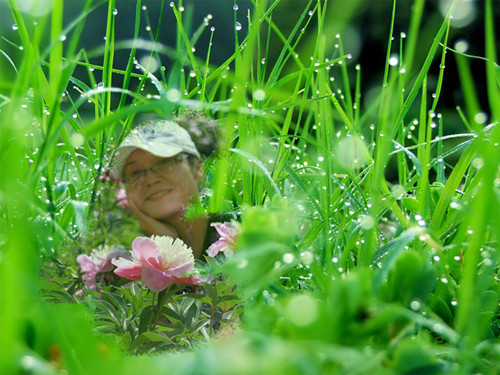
top-left (0, 0), bottom-right (498, 373)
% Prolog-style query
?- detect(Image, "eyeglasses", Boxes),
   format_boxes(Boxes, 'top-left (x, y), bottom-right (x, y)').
top-left (123, 154), bottom-right (189, 187)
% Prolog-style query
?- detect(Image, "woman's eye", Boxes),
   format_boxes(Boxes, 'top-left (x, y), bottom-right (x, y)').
top-left (159, 159), bottom-right (172, 167)
top-left (130, 170), bottom-right (144, 178)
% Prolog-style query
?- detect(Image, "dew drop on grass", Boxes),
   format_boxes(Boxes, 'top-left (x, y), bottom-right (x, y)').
top-left (433, 323), bottom-right (444, 334)
top-left (389, 54), bottom-right (399, 66)
top-left (235, 22), bottom-right (242, 31)
top-left (233, 4), bottom-right (239, 10)
top-left (308, 10), bottom-right (313, 16)
top-left (474, 112), bottom-right (487, 124)
top-left (210, 26), bottom-right (215, 32)
top-left (113, 8), bottom-right (118, 15)
top-left (12, 24), bottom-right (18, 30)
top-left (359, 215), bottom-right (375, 230)
top-left (142, 5), bottom-right (147, 10)
top-left (253, 89), bottom-right (266, 101)
top-left (410, 300), bottom-right (421, 311)
top-left (282, 253), bottom-right (295, 264)
top-left (471, 158), bottom-right (484, 169)
top-left (454, 39), bottom-right (469, 53)
top-left (145, 26), bottom-right (151, 31)
top-left (287, 295), bottom-right (318, 326)
top-left (179, 6), bottom-right (184, 11)
top-left (301, 251), bottom-right (313, 265)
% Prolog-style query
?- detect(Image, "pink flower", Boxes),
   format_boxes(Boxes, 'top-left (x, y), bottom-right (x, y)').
top-left (206, 221), bottom-right (240, 257)
top-left (112, 236), bottom-right (198, 292)
top-left (76, 244), bottom-right (128, 291)
top-left (115, 186), bottom-right (129, 210)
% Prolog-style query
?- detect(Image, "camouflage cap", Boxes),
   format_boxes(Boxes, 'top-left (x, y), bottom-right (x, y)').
top-left (111, 119), bottom-right (200, 179)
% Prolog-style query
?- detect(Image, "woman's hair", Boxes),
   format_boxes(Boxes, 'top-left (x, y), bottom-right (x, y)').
top-left (174, 111), bottom-right (220, 159)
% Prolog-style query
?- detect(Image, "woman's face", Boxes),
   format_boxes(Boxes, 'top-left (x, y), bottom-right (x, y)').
top-left (124, 149), bottom-right (200, 220)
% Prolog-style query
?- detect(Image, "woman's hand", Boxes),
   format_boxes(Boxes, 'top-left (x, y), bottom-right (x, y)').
top-left (128, 197), bottom-right (179, 238)
top-left (127, 197), bottom-right (205, 258)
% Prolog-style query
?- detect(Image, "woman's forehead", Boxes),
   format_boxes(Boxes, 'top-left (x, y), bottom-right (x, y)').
top-left (125, 149), bottom-right (160, 167)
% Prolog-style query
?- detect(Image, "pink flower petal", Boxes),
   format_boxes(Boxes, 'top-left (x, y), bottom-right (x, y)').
top-left (76, 254), bottom-right (99, 274)
top-left (163, 261), bottom-right (194, 278)
top-left (172, 276), bottom-right (199, 285)
top-left (112, 257), bottom-right (142, 280)
top-left (141, 262), bottom-right (173, 292)
top-left (206, 240), bottom-right (224, 257)
top-left (132, 237), bottom-right (162, 268)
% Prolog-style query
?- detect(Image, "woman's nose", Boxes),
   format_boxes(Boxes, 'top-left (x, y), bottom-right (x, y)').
top-left (144, 168), bottom-right (161, 185)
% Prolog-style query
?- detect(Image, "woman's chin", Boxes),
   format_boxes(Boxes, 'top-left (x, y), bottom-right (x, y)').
top-left (146, 204), bottom-right (184, 221)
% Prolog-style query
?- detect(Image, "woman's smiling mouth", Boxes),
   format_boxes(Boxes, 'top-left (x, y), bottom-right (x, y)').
top-left (147, 189), bottom-right (172, 201)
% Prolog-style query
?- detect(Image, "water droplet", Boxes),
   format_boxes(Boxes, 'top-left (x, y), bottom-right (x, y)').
top-left (301, 251), bottom-right (313, 265)
top-left (233, 4), bottom-right (239, 10)
top-left (359, 215), bottom-right (375, 230)
top-left (235, 22), bottom-right (242, 31)
top-left (454, 39), bottom-right (469, 53)
top-left (389, 54), bottom-right (399, 66)
top-left (308, 10), bottom-right (313, 16)
top-left (142, 5), bottom-right (147, 10)
top-left (474, 112), bottom-right (487, 124)
top-left (210, 26), bottom-right (215, 32)
top-left (166, 88), bottom-right (181, 102)
top-left (145, 26), bottom-right (151, 31)
top-left (410, 300), bottom-right (421, 310)
top-left (70, 133), bottom-right (84, 147)
top-left (433, 323), bottom-right (444, 334)
top-left (12, 24), bottom-right (18, 30)
top-left (253, 89), bottom-right (266, 101)
top-left (282, 253), bottom-right (295, 264)
top-left (113, 8), bottom-right (118, 15)
top-left (471, 158), bottom-right (484, 169)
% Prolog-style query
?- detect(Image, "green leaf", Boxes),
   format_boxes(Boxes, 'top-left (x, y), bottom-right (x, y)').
top-left (392, 337), bottom-right (441, 375)
top-left (372, 228), bottom-right (418, 291)
top-left (139, 306), bottom-right (154, 334)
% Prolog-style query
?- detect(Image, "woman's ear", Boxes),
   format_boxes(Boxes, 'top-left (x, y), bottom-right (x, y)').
top-left (194, 162), bottom-right (203, 183)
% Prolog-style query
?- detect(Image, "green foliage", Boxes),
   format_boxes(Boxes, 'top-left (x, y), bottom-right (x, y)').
top-left (0, 0), bottom-right (499, 374)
